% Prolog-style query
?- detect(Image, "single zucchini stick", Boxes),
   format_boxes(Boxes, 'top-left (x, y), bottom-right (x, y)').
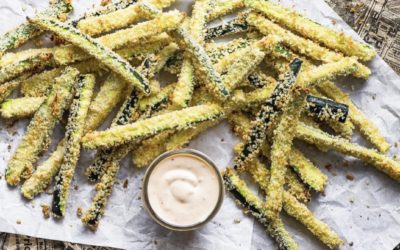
top-left (28, 17), bottom-right (151, 95)
top-left (5, 67), bottom-right (79, 186)
top-left (170, 54), bottom-right (195, 108)
top-left (297, 123), bottom-right (400, 182)
top-left (205, 12), bottom-right (249, 40)
top-left (20, 73), bottom-right (126, 199)
top-left (228, 112), bottom-right (328, 192)
top-left (246, 159), bottom-right (344, 248)
top-left (247, 12), bottom-right (371, 79)
top-left (81, 160), bottom-right (120, 230)
top-left (52, 74), bottom-right (95, 217)
top-left (174, 26), bottom-right (230, 100)
top-left (0, 0), bottom-right (72, 57)
top-left (317, 81), bottom-right (390, 153)
top-left (234, 59), bottom-right (303, 171)
top-left (190, 0), bottom-right (213, 45)
top-left (1, 97), bottom-right (45, 119)
top-left (223, 168), bottom-right (300, 250)
top-left (0, 53), bottom-right (55, 85)
top-left (285, 169), bottom-right (311, 204)
top-left (137, 83), bottom-right (176, 118)
top-left (206, 38), bottom-right (250, 64)
top-left (81, 104), bottom-right (225, 149)
top-left (208, 0), bottom-right (245, 21)
top-left (244, 0), bottom-right (376, 61)
top-left (0, 81), bottom-right (19, 103)
top-left (306, 95), bottom-right (348, 123)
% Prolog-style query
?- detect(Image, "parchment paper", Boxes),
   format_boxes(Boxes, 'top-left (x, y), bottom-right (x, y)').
top-left (0, 1), bottom-right (399, 250)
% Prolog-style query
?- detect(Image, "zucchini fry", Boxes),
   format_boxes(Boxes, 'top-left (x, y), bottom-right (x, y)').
top-left (1, 97), bottom-right (45, 119)
top-left (246, 159), bottom-right (343, 248)
top-left (20, 73), bottom-right (126, 199)
top-left (223, 168), bottom-right (300, 250)
top-left (297, 124), bottom-right (400, 182)
top-left (81, 104), bottom-right (225, 149)
top-left (285, 169), bottom-right (311, 204)
top-left (205, 12), bottom-right (249, 40)
top-left (0, 53), bottom-right (55, 85)
top-left (247, 12), bottom-right (371, 79)
top-left (244, 0), bottom-right (376, 61)
top-left (28, 17), bottom-right (151, 95)
top-left (317, 80), bottom-right (390, 153)
top-left (0, 81), bottom-right (19, 103)
top-left (208, 0), bottom-right (245, 21)
top-left (81, 161), bottom-right (120, 230)
top-left (52, 74), bottom-right (95, 217)
top-left (306, 95), bottom-right (348, 123)
top-left (234, 59), bottom-right (302, 171)
top-left (5, 67), bottom-right (79, 186)
top-left (0, 0), bottom-right (72, 56)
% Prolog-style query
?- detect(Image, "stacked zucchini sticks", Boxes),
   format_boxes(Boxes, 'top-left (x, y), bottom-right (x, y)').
top-left (0, 0), bottom-right (395, 248)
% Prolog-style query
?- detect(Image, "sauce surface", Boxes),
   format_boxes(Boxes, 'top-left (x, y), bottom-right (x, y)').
top-left (146, 154), bottom-right (220, 227)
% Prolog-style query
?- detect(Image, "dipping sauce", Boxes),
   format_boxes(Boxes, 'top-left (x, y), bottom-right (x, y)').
top-left (142, 149), bottom-right (223, 231)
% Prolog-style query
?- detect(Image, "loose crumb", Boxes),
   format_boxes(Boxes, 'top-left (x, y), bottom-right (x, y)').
top-left (349, 241), bottom-right (354, 247)
top-left (233, 218), bottom-right (241, 224)
top-left (77, 207), bottom-right (83, 218)
top-left (331, 19), bottom-right (337, 25)
top-left (395, 142), bottom-right (398, 148)
top-left (41, 204), bottom-right (50, 219)
top-left (346, 173), bottom-right (354, 181)
top-left (74, 185), bottom-right (79, 191)
top-left (101, 0), bottom-right (112, 6)
top-left (123, 179), bottom-right (129, 189)
top-left (16, 219), bottom-right (21, 224)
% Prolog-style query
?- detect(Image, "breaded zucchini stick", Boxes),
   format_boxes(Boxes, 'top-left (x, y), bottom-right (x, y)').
top-left (244, 0), bottom-right (376, 61)
top-left (1, 97), bottom-right (45, 119)
top-left (51, 74), bottom-right (95, 217)
top-left (81, 161), bottom-right (120, 230)
top-left (247, 12), bottom-right (371, 79)
top-left (0, 0), bottom-right (72, 56)
top-left (223, 168), bottom-right (300, 250)
top-left (208, 0), bottom-right (245, 21)
top-left (296, 123), bottom-right (400, 182)
top-left (246, 159), bottom-right (343, 249)
top-left (5, 67), bottom-right (79, 186)
top-left (81, 104), bottom-right (225, 149)
top-left (20, 73), bottom-right (127, 199)
top-left (234, 59), bottom-right (302, 171)
top-left (285, 169), bottom-right (311, 204)
top-left (28, 17), bottom-right (151, 95)
top-left (317, 80), bottom-right (390, 153)
top-left (0, 81), bottom-right (19, 103)
top-left (0, 53), bottom-right (55, 85)
top-left (76, 0), bottom-right (174, 36)
top-left (206, 12), bottom-right (249, 40)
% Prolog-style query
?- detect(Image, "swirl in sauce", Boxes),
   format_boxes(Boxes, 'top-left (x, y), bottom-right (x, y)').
top-left (147, 154), bottom-right (220, 227)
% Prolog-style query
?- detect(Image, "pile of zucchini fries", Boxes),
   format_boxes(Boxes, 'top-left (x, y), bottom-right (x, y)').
top-left (0, 0), bottom-right (395, 248)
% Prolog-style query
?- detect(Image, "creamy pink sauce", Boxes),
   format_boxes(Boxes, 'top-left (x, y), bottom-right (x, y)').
top-left (147, 154), bottom-right (220, 227)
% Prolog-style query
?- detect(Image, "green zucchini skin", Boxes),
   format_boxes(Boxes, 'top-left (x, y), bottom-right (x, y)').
top-left (205, 13), bottom-right (249, 40)
top-left (234, 59), bottom-right (302, 171)
top-left (28, 17), bottom-right (151, 95)
top-left (52, 74), bottom-right (95, 217)
top-left (306, 95), bottom-right (348, 123)
top-left (5, 67), bottom-right (79, 186)
top-left (0, 81), bottom-right (20, 104)
top-left (0, 0), bottom-right (73, 56)
top-left (223, 169), bottom-right (300, 250)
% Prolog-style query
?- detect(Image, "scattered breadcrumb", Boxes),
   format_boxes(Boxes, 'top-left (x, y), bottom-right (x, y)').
top-left (395, 142), bottom-right (398, 148)
top-left (77, 207), bottom-right (83, 218)
top-left (16, 219), bottom-right (21, 224)
top-left (349, 241), bottom-right (354, 247)
top-left (74, 185), bottom-right (79, 191)
top-left (233, 218), bottom-right (241, 224)
top-left (346, 173), bottom-right (354, 181)
top-left (41, 204), bottom-right (50, 219)
top-left (123, 179), bottom-right (129, 189)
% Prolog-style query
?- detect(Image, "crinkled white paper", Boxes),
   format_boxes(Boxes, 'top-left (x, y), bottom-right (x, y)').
top-left (0, 0), bottom-right (399, 250)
